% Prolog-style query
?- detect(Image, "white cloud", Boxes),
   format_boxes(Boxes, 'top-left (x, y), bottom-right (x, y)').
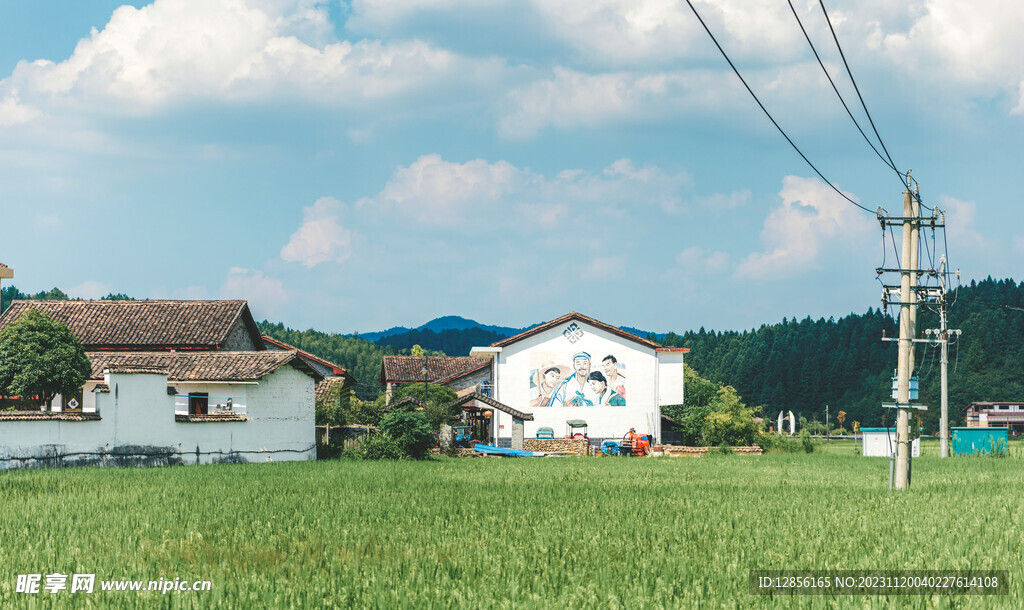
top-left (882, 1), bottom-right (1024, 97)
top-left (0, 0), bottom-right (491, 121)
top-left (583, 256), bottom-right (626, 280)
top-left (281, 197), bottom-right (353, 268)
top-left (938, 195), bottom-right (986, 252)
top-left (693, 190), bottom-right (752, 211)
top-left (67, 280), bottom-right (112, 300)
top-left (220, 267), bottom-right (288, 315)
top-left (530, 0), bottom-right (804, 66)
top-left (0, 90), bottom-right (40, 127)
top-left (34, 213), bottom-right (63, 231)
top-left (360, 154), bottom-right (691, 225)
top-left (499, 67), bottom-right (767, 139)
top-left (349, 0), bottom-right (507, 29)
top-left (735, 176), bottom-right (874, 280)
top-left (374, 154), bottom-right (528, 222)
top-left (676, 246), bottom-right (729, 272)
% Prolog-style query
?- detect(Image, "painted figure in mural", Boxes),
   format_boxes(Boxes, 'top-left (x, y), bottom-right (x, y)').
top-left (588, 371), bottom-right (626, 406)
top-left (531, 362), bottom-right (568, 408)
top-left (601, 354), bottom-right (626, 402)
top-left (550, 352), bottom-right (599, 407)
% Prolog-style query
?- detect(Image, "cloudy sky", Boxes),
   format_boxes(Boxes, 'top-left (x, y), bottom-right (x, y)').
top-left (1, 0), bottom-right (1021, 334)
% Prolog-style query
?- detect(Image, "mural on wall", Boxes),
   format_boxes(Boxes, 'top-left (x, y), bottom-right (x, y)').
top-left (529, 323), bottom-right (627, 408)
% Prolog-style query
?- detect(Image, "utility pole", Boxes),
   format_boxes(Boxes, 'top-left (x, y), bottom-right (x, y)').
top-left (927, 254), bottom-right (961, 458)
top-left (894, 187), bottom-right (917, 490)
top-left (878, 180), bottom-right (944, 485)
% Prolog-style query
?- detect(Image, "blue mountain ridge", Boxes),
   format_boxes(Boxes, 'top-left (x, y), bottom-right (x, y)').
top-left (352, 316), bottom-right (665, 342)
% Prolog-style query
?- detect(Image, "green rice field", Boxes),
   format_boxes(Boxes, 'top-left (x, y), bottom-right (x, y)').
top-left (1, 452), bottom-right (1022, 608)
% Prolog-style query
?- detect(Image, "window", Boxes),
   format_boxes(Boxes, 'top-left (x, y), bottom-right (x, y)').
top-left (188, 393), bottom-right (209, 415)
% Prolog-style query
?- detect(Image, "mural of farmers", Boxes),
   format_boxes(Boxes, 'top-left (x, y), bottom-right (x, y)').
top-left (531, 362), bottom-right (568, 408)
top-left (550, 352), bottom-right (599, 407)
top-left (601, 354), bottom-right (626, 400)
top-left (588, 371), bottom-right (626, 406)
top-left (530, 351), bottom-right (627, 408)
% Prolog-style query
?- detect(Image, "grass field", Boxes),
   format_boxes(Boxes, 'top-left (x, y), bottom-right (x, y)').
top-left (1, 453), bottom-right (1021, 608)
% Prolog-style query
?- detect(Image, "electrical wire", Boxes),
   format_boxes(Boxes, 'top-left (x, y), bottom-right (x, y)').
top-left (788, 0), bottom-right (897, 174)
top-left (684, 0), bottom-right (874, 214)
top-left (953, 298), bottom-right (1024, 313)
top-left (888, 225), bottom-right (902, 269)
top-left (817, 0), bottom-right (931, 211)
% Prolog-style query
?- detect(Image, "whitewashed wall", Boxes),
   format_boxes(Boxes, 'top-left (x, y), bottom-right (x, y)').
top-left (488, 319), bottom-right (683, 442)
top-left (0, 366), bottom-right (315, 469)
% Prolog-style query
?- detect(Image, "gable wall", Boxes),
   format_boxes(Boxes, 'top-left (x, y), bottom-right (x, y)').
top-left (224, 319), bottom-right (258, 351)
top-left (492, 319), bottom-right (662, 441)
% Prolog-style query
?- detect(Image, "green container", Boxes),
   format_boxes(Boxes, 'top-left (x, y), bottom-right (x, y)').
top-left (951, 427), bottom-right (1009, 456)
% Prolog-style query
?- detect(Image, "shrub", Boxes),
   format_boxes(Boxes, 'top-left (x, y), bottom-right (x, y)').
top-left (755, 432), bottom-right (801, 453)
top-left (986, 437), bottom-right (1009, 458)
top-left (378, 410), bottom-right (435, 459)
top-left (710, 443), bottom-right (733, 456)
top-left (800, 429), bottom-right (816, 454)
top-left (360, 433), bottom-right (405, 460)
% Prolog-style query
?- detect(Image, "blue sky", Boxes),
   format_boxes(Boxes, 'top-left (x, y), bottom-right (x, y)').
top-left (1, 1), bottom-right (1022, 334)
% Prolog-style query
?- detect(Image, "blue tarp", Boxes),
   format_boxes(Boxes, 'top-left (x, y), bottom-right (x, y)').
top-left (473, 443), bottom-right (545, 457)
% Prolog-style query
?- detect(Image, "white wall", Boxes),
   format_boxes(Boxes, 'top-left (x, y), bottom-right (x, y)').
top-left (862, 430), bottom-right (921, 458)
top-left (0, 366), bottom-right (315, 469)
top-left (489, 319), bottom-right (682, 442)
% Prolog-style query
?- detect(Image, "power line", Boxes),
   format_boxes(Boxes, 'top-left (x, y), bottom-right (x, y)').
top-left (683, 0), bottom-right (874, 214)
top-left (787, 0), bottom-right (897, 174)
top-left (817, 0), bottom-right (925, 206)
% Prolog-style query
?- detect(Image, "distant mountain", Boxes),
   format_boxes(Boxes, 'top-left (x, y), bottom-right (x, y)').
top-left (356, 325), bottom-right (414, 342)
top-left (354, 316), bottom-right (525, 342)
top-left (619, 326), bottom-right (666, 341)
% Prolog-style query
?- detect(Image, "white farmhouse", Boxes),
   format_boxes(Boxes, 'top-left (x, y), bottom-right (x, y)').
top-left (0, 300), bottom-right (334, 468)
top-left (381, 312), bottom-right (688, 447)
top-left (474, 312), bottom-right (687, 444)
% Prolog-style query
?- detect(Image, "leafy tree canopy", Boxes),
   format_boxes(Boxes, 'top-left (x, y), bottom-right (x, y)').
top-left (0, 309), bottom-right (92, 409)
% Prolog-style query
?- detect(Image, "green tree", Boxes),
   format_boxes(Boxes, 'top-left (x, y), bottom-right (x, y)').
top-left (315, 380), bottom-right (353, 427)
top-left (662, 364), bottom-right (719, 445)
top-left (0, 309), bottom-right (92, 410)
top-left (701, 385), bottom-right (760, 446)
top-left (346, 395), bottom-right (387, 427)
top-left (377, 410), bottom-right (435, 459)
top-left (391, 382), bottom-right (458, 430)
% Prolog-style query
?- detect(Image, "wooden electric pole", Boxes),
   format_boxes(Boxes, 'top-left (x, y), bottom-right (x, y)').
top-left (894, 188), bottom-right (918, 490)
top-left (878, 180), bottom-right (945, 485)
top-left (928, 254), bottom-right (961, 458)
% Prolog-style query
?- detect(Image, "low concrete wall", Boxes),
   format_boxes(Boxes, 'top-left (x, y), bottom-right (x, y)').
top-left (658, 445), bottom-right (763, 457)
top-left (523, 438), bottom-right (589, 456)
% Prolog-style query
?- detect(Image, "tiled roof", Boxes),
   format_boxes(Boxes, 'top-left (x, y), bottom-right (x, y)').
top-left (315, 376), bottom-right (351, 404)
top-left (263, 335), bottom-right (356, 383)
top-left (380, 355), bottom-right (491, 384)
top-left (86, 351), bottom-right (321, 382)
top-left (0, 412), bottom-right (101, 421)
top-left (0, 300), bottom-right (263, 350)
top-left (175, 413), bottom-right (249, 423)
top-left (449, 392), bottom-right (533, 421)
top-left (491, 312), bottom-right (662, 350)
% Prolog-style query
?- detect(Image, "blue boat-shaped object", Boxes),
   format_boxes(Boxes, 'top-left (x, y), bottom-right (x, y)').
top-left (473, 443), bottom-right (545, 457)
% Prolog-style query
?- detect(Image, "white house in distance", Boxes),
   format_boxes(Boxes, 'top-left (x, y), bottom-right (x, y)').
top-left (378, 313), bottom-right (687, 446)
top-left (465, 312), bottom-right (687, 445)
top-left (0, 300), bottom-right (328, 468)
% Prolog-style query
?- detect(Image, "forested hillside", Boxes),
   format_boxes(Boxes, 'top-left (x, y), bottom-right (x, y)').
top-left (660, 278), bottom-right (1024, 432)
top-left (257, 321), bottom-right (439, 400)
